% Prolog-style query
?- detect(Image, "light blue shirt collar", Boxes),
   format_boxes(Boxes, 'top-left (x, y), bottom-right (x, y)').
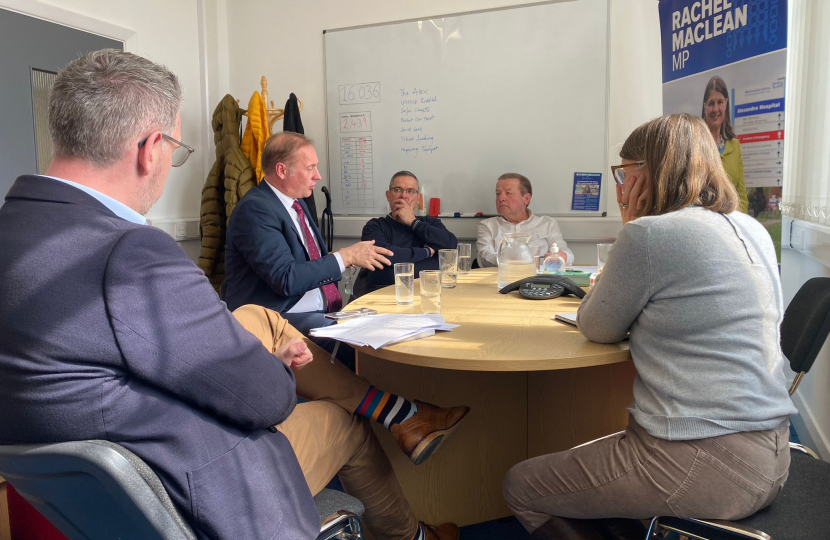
top-left (42, 175), bottom-right (147, 225)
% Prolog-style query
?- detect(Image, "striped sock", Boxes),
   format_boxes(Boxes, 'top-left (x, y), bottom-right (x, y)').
top-left (356, 386), bottom-right (418, 429)
top-left (409, 523), bottom-right (427, 540)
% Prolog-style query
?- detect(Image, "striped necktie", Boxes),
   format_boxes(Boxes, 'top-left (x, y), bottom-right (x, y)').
top-left (292, 201), bottom-right (343, 312)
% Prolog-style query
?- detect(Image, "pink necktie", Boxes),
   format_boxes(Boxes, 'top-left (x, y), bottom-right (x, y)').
top-left (292, 201), bottom-right (343, 312)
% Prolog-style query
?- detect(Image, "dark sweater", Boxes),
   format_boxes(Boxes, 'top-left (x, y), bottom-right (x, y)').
top-left (354, 215), bottom-right (457, 297)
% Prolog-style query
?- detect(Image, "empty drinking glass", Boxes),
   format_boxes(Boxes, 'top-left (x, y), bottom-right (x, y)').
top-left (394, 262), bottom-right (414, 305)
top-left (457, 243), bottom-right (472, 274)
top-left (529, 244), bottom-right (544, 274)
top-left (420, 270), bottom-right (442, 313)
top-left (438, 249), bottom-right (458, 289)
top-left (342, 266), bottom-right (360, 297)
top-left (597, 243), bottom-right (613, 272)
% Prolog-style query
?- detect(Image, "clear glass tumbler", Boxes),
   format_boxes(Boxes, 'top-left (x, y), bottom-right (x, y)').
top-left (597, 243), bottom-right (613, 273)
top-left (342, 266), bottom-right (359, 297)
top-left (394, 262), bottom-right (414, 305)
top-left (457, 243), bottom-right (472, 274)
top-left (419, 270), bottom-right (442, 313)
top-left (438, 249), bottom-right (458, 288)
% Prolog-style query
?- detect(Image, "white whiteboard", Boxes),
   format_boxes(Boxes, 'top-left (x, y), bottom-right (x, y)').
top-left (324, 0), bottom-right (610, 216)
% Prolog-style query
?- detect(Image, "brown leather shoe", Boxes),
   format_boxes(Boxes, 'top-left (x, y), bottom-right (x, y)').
top-left (390, 400), bottom-right (470, 465)
top-left (422, 521), bottom-right (460, 540)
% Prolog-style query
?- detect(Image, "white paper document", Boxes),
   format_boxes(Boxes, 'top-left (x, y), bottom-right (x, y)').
top-left (552, 312), bottom-right (578, 327)
top-left (310, 314), bottom-right (458, 349)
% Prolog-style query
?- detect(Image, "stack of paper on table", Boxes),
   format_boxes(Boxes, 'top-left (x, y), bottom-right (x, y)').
top-left (310, 314), bottom-right (458, 349)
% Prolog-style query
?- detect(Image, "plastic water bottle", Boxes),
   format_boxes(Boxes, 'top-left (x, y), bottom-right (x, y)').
top-left (541, 243), bottom-right (567, 274)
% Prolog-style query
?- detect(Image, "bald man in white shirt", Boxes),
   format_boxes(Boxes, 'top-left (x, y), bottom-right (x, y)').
top-left (476, 173), bottom-right (573, 267)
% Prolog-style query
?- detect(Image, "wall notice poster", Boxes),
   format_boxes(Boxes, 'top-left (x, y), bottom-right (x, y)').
top-left (572, 172), bottom-right (602, 211)
top-left (659, 0), bottom-right (786, 260)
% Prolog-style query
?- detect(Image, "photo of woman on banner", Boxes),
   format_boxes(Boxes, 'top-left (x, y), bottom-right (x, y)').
top-left (701, 75), bottom-right (749, 213)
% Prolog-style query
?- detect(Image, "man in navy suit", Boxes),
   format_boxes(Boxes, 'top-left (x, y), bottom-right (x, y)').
top-left (225, 132), bottom-right (392, 338)
top-left (0, 50), bottom-right (460, 540)
top-left (223, 131), bottom-right (470, 471)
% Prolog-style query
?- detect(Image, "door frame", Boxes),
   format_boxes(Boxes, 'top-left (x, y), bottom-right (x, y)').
top-left (0, 0), bottom-right (135, 50)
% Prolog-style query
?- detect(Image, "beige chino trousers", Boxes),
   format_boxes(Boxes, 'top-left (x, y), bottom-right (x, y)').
top-left (233, 305), bottom-right (418, 540)
top-left (503, 417), bottom-right (791, 535)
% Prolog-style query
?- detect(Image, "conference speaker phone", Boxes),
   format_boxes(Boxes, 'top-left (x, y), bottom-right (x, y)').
top-left (498, 275), bottom-right (586, 300)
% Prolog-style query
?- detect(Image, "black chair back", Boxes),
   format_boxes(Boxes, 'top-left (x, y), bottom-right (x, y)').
top-left (781, 277), bottom-right (830, 374)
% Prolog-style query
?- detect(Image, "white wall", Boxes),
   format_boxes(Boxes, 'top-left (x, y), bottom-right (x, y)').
top-left (217, 0), bottom-right (664, 257)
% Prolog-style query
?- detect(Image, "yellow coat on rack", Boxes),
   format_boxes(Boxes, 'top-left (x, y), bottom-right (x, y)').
top-left (240, 91), bottom-right (271, 183)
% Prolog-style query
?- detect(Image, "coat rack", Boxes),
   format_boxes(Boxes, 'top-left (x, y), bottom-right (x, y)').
top-left (240, 76), bottom-right (303, 131)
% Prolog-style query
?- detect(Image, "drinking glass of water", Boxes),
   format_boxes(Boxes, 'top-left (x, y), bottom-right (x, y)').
top-left (438, 249), bottom-right (458, 288)
top-left (419, 270), bottom-right (442, 313)
top-left (457, 243), bottom-right (472, 274)
top-left (394, 262), bottom-right (414, 305)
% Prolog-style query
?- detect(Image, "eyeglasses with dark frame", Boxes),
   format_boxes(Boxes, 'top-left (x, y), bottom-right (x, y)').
top-left (389, 187), bottom-right (419, 196)
top-left (138, 134), bottom-right (195, 167)
top-left (611, 161), bottom-right (645, 187)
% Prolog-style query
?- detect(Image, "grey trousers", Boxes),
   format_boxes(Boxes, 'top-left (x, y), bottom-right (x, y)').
top-left (503, 417), bottom-right (791, 534)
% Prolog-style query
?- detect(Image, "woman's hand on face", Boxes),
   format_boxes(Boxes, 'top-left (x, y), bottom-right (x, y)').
top-left (617, 172), bottom-right (650, 224)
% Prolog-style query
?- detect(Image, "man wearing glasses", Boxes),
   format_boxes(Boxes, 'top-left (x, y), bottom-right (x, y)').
top-left (0, 50), bottom-right (462, 540)
top-left (352, 171), bottom-right (457, 297)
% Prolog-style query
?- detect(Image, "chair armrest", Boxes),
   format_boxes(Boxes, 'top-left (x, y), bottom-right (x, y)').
top-left (789, 442), bottom-right (820, 459)
top-left (652, 516), bottom-right (771, 540)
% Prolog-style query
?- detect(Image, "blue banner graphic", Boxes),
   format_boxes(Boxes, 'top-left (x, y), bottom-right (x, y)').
top-left (659, 0), bottom-right (787, 83)
top-left (734, 97), bottom-right (785, 117)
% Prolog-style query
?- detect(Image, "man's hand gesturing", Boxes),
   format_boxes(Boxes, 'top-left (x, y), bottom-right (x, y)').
top-left (336, 240), bottom-right (393, 270)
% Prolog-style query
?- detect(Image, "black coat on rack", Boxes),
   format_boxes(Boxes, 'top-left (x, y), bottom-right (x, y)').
top-left (284, 93), bottom-right (319, 228)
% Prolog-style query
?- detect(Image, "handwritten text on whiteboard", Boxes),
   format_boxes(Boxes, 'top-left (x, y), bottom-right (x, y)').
top-left (339, 82), bottom-right (381, 105)
top-left (339, 111), bottom-right (372, 133)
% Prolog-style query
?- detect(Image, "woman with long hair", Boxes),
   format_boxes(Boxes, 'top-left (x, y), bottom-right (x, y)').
top-left (503, 114), bottom-right (795, 540)
top-left (702, 76), bottom-right (749, 212)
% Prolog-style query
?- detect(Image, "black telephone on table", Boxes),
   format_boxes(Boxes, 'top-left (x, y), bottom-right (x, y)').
top-left (498, 275), bottom-right (586, 300)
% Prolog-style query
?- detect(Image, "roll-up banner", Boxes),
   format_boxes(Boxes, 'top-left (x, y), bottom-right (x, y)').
top-left (659, 0), bottom-right (787, 260)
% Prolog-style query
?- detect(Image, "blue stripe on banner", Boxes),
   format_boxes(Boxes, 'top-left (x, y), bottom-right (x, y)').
top-left (734, 97), bottom-right (785, 118)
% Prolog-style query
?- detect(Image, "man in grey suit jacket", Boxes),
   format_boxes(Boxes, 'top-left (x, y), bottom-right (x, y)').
top-left (0, 50), bottom-right (459, 540)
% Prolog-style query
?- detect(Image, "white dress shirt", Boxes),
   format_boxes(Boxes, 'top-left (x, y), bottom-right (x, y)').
top-left (476, 209), bottom-right (573, 267)
top-left (265, 182), bottom-right (344, 313)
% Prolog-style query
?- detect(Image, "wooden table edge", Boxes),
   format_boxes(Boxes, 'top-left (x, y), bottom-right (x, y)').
top-left (355, 346), bottom-right (631, 371)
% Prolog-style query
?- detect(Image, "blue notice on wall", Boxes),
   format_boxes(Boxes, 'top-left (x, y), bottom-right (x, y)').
top-left (572, 173), bottom-right (601, 211)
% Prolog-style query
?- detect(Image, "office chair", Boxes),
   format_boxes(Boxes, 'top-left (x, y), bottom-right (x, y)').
top-left (0, 440), bottom-right (364, 540)
top-left (646, 277), bottom-right (830, 540)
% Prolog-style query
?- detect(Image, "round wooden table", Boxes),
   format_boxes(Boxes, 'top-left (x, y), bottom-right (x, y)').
top-left (348, 268), bottom-right (634, 526)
